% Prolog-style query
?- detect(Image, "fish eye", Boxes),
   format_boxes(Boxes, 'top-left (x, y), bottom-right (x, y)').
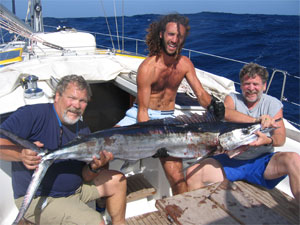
top-left (242, 128), bottom-right (249, 134)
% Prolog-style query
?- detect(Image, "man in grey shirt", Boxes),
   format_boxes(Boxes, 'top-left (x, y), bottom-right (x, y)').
top-left (186, 63), bottom-right (300, 202)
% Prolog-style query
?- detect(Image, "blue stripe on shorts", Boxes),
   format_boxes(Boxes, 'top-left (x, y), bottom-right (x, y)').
top-left (116, 104), bottom-right (175, 126)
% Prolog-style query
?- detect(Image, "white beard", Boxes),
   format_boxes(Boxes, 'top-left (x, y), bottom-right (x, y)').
top-left (62, 110), bottom-right (81, 125)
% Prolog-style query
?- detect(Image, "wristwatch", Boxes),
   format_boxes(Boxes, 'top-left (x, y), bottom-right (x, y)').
top-left (88, 163), bottom-right (103, 173)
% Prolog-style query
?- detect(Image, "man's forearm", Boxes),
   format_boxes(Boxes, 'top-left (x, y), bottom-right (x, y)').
top-left (137, 107), bottom-right (149, 122)
top-left (224, 108), bottom-right (257, 123)
top-left (82, 164), bottom-right (103, 182)
top-left (196, 90), bottom-right (211, 108)
top-left (271, 133), bottom-right (286, 147)
top-left (0, 138), bottom-right (22, 161)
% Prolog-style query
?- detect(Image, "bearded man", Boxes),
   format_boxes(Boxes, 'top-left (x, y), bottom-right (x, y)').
top-left (186, 63), bottom-right (300, 202)
top-left (116, 14), bottom-right (225, 195)
top-left (0, 75), bottom-right (126, 225)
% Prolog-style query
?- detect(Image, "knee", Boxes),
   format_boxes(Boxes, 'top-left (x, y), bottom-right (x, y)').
top-left (287, 152), bottom-right (300, 169)
top-left (160, 158), bottom-right (184, 180)
top-left (186, 165), bottom-right (203, 187)
top-left (110, 171), bottom-right (127, 190)
top-left (278, 152), bottom-right (300, 171)
top-left (115, 172), bottom-right (126, 184)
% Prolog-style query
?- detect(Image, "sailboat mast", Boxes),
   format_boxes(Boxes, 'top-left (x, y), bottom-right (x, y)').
top-left (30, 0), bottom-right (43, 32)
top-left (12, 0), bottom-right (16, 14)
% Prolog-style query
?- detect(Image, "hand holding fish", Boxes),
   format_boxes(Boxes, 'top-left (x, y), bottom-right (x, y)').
top-left (83, 150), bottom-right (114, 181)
top-left (90, 150), bottom-right (114, 171)
top-left (0, 113), bottom-right (280, 224)
top-left (249, 131), bottom-right (273, 147)
top-left (258, 115), bottom-right (277, 129)
top-left (249, 116), bottom-right (282, 147)
top-left (21, 141), bottom-right (43, 170)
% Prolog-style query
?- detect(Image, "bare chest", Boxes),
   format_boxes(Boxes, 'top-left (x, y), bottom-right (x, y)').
top-left (151, 66), bottom-right (185, 93)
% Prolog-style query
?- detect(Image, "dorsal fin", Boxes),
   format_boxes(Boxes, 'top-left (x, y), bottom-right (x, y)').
top-left (174, 112), bottom-right (217, 124)
top-left (132, 111), bottom-right (217, 127)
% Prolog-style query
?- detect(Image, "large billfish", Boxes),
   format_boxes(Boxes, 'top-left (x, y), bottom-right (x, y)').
top-left (0, 113), bottom-right (274, 224)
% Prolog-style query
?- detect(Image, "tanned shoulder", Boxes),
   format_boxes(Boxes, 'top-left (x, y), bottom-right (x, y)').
top-left (137, 56), bottom-right (156, 85)
top-left (177, 55), bottom-right (195, 74)
top-left (179, 55), bottom-right (194, 65)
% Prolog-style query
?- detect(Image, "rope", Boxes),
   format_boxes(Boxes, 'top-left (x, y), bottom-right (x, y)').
top-left (0, 18), bottom-right (46, 48)
top-left (0, 10), bottom-right (32, 39)
top-left (0, 6), bottom-right (65, 52)
top-left (178, 78), bottom-right (197, 98)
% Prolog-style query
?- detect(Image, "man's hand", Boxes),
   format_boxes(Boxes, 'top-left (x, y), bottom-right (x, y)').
top-left (207, 95), bottom-right (225, 121)
top-left (249, 131), bottom-right (272, 147)
top-left (258, 115), bottom-right (278, 129)
top-left (21, 141), bottom-right (43, 170)
top-left (89, 150), bottom-right (114, 172)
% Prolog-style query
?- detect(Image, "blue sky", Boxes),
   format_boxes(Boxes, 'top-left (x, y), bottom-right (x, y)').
top-left (1, 0), bottom-right (299, 18)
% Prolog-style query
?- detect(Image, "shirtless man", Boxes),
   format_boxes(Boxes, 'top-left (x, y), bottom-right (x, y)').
top-left (117, 14), bottom-right (225, 195)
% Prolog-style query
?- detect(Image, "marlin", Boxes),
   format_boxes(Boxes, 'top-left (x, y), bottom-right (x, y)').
top-left (0, 113), bottom-right (275, 225)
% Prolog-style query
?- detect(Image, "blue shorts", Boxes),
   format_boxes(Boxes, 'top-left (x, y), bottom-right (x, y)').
top-left (213, 152), bottom-right (287, 189)
top-left (117, 104), bottom-right (175, 126)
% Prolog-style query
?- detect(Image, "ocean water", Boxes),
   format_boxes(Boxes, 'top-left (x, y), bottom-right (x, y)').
top-left (22, 12), bottom-right (300, 127)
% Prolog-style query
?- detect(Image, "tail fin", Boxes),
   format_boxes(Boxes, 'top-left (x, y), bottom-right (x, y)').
top-left (12, 159), bottom-right (54, 225)
top-left (0, 128), bottom-right (40, 152)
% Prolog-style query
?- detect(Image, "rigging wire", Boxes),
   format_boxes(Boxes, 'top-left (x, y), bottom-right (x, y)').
top-left (113, 0), bottom-right (120, 50)
top-left (99, 0), bottom-right (115, 50)
top-left (122, 0), bottom-right (124, 52)
top-left (0, 27), bottom-right (3, 43)
top-left (25, 0), bottom-right (31, 26)
top-left (0, 9), bottom-right (64, 51)
top-left (0, 11), bottom-right (33, 40)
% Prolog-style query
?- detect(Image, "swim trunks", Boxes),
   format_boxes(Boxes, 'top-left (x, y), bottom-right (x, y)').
top-left (117, 103), bottom-right (175, 126)
top-left (213, 152), bottom-right (287, 189)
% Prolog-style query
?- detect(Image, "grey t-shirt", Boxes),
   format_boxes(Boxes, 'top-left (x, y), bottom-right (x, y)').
top-left (229, 93), bottom-right (283, 160)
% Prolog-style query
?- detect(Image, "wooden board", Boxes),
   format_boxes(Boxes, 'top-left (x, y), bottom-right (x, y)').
top-left (155, 181), bottom-right (299, 225)
top-left (156, 183), bottom-right (240, 225)
top-left (126, 174), bottom-right (156, 202)
top-left (126, 211), bottom-right (171, 225)
top-left (236, 181), bottom-right (299, 224)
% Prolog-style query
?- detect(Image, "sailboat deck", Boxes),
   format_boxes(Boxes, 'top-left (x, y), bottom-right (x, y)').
top-left (126, 174), bottom-right (156, 202)
top-left (126, 211), bottom-right (171, 225)
top-left (126, 180), bottom-right (299, 225)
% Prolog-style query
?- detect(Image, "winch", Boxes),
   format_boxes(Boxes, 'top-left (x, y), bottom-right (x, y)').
top-left (21, 74), bottom-right (44, 99)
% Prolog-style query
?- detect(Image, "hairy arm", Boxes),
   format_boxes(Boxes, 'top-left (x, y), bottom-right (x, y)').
top-left (224, 95), bottom-right (257, 123)
top-left (269, 108), bottom-right (286, 146)
top-left (0, 138), bottom-right (42, 169)
top-left (184, 57), bottom-right (211, 107)
top-left (224, 95), bottom-right (285, 146)
top-left (82, 150), bottom-right (114, 182)
top-left (0, 138), bottom-right (23, 161)
top-left (250, 109), bottom-right (286, 147)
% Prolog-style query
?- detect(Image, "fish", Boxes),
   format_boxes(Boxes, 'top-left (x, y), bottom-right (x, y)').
top-left (0, 113), bottom-right (275, 224)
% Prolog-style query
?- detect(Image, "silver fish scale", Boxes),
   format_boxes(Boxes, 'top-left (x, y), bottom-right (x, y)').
top-left (219, 124), bottom-right (261, 150)
top-left (100, 130), bottom-right (220, 160)
top-left (1, 114), bottom-right (273, 225)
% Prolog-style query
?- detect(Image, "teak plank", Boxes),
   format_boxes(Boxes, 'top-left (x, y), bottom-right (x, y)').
top-left (156, 183), bottom-right (238, 225)
top-left (126, 174), bottom-right (156, 202)
top-left (126, 211), bottom-right (171, 225)
top-left (155, 181), bottom-right (298, 225)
